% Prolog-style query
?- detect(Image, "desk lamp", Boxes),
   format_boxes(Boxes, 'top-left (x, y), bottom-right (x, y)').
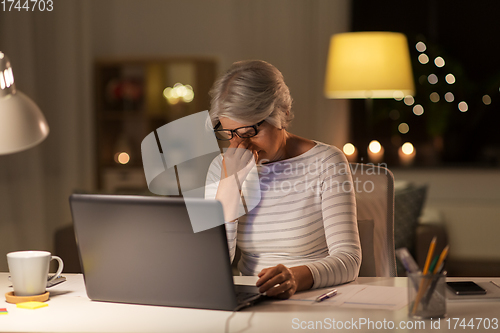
top-left (0, 51), bottom-right (49, 155)
top-left (324, 32), bottom-right (415, 162)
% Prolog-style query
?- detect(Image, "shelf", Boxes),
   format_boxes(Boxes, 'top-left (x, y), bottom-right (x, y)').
top-left (94, 57), bottom-right (217, 192)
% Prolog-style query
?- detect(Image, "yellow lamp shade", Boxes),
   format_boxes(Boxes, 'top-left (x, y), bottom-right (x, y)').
top-left (324, 32), bottom-right (415, 99)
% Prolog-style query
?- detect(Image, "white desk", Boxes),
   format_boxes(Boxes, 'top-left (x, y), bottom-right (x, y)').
top-left (1, 273), bottom-right (499, 332)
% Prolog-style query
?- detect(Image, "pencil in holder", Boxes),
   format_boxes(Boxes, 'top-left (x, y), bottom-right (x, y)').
top-left (408, 272), bottom-right (447, 319)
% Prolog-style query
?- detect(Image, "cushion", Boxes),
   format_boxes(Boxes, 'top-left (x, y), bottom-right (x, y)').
top-left (394, 184), bottom-right (428, 276)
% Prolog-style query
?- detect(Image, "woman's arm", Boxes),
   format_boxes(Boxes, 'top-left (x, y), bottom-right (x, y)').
top-left (205, 146), bottom-right (259, 263)
top-left (205, 155), bottom-right (238, 263)
top-left (303, 148), bottom-right (361, 288)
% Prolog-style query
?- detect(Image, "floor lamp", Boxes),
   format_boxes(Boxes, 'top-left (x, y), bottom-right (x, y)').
top-left (0, 52), bottom-right (49, 154)
top-left (324, 32), bottom-right (415, 163)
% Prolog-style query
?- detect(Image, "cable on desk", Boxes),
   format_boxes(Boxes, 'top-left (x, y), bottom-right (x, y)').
top-left (224, 310), bottom-right (255, 333)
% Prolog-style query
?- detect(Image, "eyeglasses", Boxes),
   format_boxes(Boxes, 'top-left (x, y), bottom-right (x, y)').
top-left (213, 120), bottom-right (265, 141)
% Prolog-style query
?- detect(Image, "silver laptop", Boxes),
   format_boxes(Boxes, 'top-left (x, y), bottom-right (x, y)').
top-left (69, 194), bottom-right (263, 311)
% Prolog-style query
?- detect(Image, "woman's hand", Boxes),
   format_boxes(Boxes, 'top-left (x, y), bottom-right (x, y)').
top-left (256, 265), bottom-right (314, 299)
top-left (256, 264), bottom-right (298, 299)
top-left (215, 139), bottom-right (258, 222)
top-left (221, 139), bottom-right (258, 181)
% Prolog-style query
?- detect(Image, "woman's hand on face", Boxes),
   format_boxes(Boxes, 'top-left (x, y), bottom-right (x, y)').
top-left (256, 264), bottom-right (298, 299)
top-left (221, 139), bottom-right (258, 181)
top-left (215, 139), bottom-right (259, 222)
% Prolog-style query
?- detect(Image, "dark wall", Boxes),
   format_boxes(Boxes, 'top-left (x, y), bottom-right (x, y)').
top-left (352, 0), bottom-right (500, 82)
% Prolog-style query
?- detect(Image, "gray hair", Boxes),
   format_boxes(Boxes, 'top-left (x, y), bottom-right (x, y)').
top-left (209, 60), bottom-right (293, 129)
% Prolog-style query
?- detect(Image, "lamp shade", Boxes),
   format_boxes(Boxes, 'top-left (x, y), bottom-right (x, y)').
top-left (324, 32), bottom-right (415, 99)
top-left (0, 52), bottom-right (49, 155)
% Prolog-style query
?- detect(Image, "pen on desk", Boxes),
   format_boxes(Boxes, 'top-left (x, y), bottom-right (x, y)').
top-left (315, 289), bottom-right (337, 302)
top-left (490, 281), bottom-right (500, 289)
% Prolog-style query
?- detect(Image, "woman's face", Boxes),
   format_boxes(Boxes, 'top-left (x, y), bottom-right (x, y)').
top-left (218, 117), bottom-right (286, 163)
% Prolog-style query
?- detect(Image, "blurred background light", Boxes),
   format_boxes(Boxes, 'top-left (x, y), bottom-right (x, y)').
top-left (415, 41), bottom-right (427, 52)
top-left (115, 152), bottom-right (130, 164)
top-left (413, 104), bottom-right (424, 115)
top-left (434, 56), bottom-right (445, 67)
top-left (458, 101), bottom-right (468, 112)
top-left (428, 74), bottom-right (438, 84)
top-left (163, 83), bottom-right (194, 105)
top-left (430, 92), bottom-right (440, 103)
top-left (404, 95), bottom-right (415, 106)
top-left (368, 140), bottom-right (382, 153)
top-left (401, 142), bottom-right (414, 155)
top-left (445, 92), bottom-right (455, 102)
top-left (398, 122), bottom-right (409, 134)
top-left (483, 95), bottom-right (492, 105)
top-left (343, 143), bottom-right (356, 155)
top-left (418, 54), bottom-right (429, 64)
top-left (393, 91), bottom-right (405, 100)
top-left (445, 74), bottom-right (456, 84)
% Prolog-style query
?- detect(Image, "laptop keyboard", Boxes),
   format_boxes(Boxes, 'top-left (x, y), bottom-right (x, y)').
top-left (234, 285), bottom-right (265, 308)
top-left (236, 291), bottom-right (260, 302)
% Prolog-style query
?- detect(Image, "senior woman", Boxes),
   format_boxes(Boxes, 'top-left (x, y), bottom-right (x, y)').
top-left (205, 60), bottom-right (361, 299)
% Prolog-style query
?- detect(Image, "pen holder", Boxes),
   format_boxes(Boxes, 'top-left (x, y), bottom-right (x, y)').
top-left (408, 272), bottom-right (446, 319)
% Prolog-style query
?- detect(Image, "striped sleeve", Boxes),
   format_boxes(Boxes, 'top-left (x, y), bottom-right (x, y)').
top-left (303, 148), bottom-right (361, 288)
top-left (204, 155), bottom-right (238, 263)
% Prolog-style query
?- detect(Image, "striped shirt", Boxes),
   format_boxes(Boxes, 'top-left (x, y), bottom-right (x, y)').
top-left (205, 141), bottom-right (361, 288)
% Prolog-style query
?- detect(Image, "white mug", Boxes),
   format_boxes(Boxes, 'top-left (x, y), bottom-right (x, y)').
top-left (7, 251), bottom-right (64, 296)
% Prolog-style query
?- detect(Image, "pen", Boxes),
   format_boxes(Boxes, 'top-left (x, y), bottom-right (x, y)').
top-left (423, 236), bottom-right (437, 275)
top-left (432, 245), bottom-right (449, 274)
top-left (315, 289), bottom-right (337, 302)
top-left (412, 236), bottom-right (437, 314)
top-left (421, 245), bottom-right (450, 309)
top-left (422, 244), bottom-right (449, 307)
top-left (428, 255), bottom-right (439, 274)
top-left (490, 281), bottom-right (500, 289)
top-left (395, 247), bottom-right (420, 273)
